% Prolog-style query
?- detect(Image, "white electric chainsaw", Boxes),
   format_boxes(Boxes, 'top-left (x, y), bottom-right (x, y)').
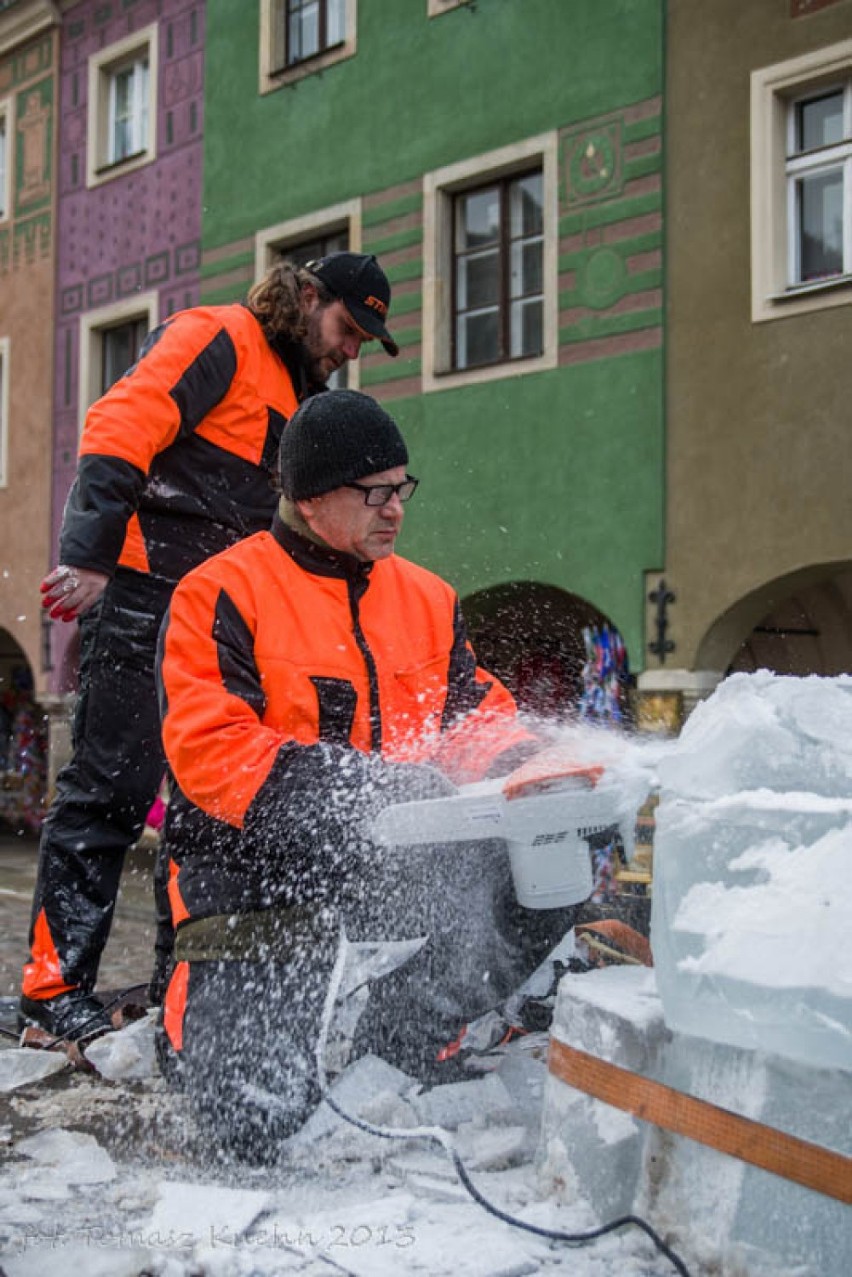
top-left (372, 747), bottom-right (625, 910)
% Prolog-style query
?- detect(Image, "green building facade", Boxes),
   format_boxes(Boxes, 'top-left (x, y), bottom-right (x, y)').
top-left (200, 0), bottom-right (664, 716)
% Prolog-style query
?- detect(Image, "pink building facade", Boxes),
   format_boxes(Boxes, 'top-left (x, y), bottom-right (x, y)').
top-left (47, 0), bottom-right (204, 703)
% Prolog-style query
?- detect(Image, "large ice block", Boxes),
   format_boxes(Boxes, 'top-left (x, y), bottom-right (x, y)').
top-left (651, 673), bottom-right (852, 1074)
top-left (652, 791), bottom-right (852, 1071)
top-left (538, 965), bottom-right (852, 1277)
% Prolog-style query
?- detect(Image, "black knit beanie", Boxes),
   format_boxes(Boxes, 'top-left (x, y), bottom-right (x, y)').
top-left (278, 390), bottom-right (409, 500)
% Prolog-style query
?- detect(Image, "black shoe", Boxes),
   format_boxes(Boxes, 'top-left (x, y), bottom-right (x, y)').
top-left (18, 991), bottom-right (114, 1044)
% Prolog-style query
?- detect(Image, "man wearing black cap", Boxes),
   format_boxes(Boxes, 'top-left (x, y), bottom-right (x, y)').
top-left (21, 254), bottom-right (399, 1047)
top-left (154, 389), bottom-right (541, 1161)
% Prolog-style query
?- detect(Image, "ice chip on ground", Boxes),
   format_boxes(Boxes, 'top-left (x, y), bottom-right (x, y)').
top-left (16, 1128), bottom-right (116, 1184)
top-left (84, 1009), bottom-right (157, 1080)
top-left (411, 1071), bottom-right (514, 1129)
top-left (292, 1052), bottom-right (417, 1142)
top-left (148, 1180), bottom-right (271, 1247)
top-left (3, 1245), bottom-right (154, 1277)
top-left (0, 1048), bottom-right (67, 1092)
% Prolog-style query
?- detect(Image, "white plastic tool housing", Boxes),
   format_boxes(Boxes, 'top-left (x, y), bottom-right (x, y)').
top-left (372, 770), bottom-right (622, 910)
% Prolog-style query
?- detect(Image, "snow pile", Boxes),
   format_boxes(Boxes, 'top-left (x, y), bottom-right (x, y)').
top-left (652, 671), bottom-right (852, 1071)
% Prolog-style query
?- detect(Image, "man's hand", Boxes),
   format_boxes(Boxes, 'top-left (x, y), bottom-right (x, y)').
top-left (40, 565), bottom-right (109, 621)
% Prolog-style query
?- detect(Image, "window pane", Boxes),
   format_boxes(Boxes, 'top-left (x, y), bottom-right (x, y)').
top-left (283, 230), bottom-right (348, 267)
top-left (511, 297), bottom-right (543, 359)
top-left (328, 0), bottom-right (346, 46)
top-left (511, 173), bottom-right (543, 238)
top-left (457, 188), bottom-right (499, 251)
top-left (110, 59), bottom-right (147, 161)
top-left (795, 92), bottom-right (843, 154)
top-left (457, 248), bottom-right (499, 311)
top-left (458, 310), bottom-right (499, 369)
top-left (511, 239), bottom-right (543, 300)
top-left (137, 60), bottom-right (149, 152)
top-left (288, 0), bottom-right (320, 63)
top-left (112, 67), bottom-right (133, 160)
top-left (798, 169), bottom-right (844, 281)
top-left (102, 318), bottom-right (147, 392)
top-left (0, 116), bottom-right (6, 218)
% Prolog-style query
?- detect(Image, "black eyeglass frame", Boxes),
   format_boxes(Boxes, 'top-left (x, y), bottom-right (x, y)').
top-left (344, 474), bottom-right (419, 506)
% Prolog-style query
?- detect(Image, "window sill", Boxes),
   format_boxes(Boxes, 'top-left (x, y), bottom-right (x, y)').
top-left (754, 270), bottom-right (852, 323)
top-left (261, 40), bottom-right (354, 94)
top-left (94, 150), bottom-right (149, 177)
top-left (770, 274), bottom-right (852, 302)
top-left (269, 41), bottom-right (346, 78)
top-left (423, 346), bottom-right (557, 394)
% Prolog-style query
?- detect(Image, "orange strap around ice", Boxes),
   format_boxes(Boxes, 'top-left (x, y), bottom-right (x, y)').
top-left (548, 1038), bottom-right (852, 1205)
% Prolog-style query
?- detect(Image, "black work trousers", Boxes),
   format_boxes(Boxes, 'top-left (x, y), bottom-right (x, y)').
top-left (26, 568), bottom-right (174, 997)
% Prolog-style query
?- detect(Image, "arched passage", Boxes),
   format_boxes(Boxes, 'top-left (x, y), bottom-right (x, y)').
top-left (696, 561), bottom-right (852, 676)
top-left (462, 580), bottom-right (630, 720)
top-left (0, 627), bottom-right (46, 832)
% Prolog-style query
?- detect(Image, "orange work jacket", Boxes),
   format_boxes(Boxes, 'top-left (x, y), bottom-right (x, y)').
top-left (60, 304), bottom-right (302, 582)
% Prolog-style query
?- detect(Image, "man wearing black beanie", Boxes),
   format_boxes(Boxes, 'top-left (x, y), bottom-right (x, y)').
top-left (151, 389), bottom-right (546, 1162)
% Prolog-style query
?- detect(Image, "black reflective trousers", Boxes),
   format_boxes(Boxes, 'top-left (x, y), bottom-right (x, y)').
top-left (26, 568), bottom-right (174, 998)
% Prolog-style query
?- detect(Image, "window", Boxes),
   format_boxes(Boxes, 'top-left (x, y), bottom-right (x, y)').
top-left (100, 317), bottom-right (150, 395)
top-left (752, 40), bottom-right (852, 322)
top-left (786, 86), bottom-right (852, 286)
top-left (280, 227), bottom-right (350, 387)
top-left (259, 0), bottom-right (356, 93)
top-left (453, 171), bottom-right (544, 370)
top-left (87, 25), bottom-right (158, 187)
top-left (423, 134), bottom-right (558, 391)
top-left (280, 0), bottom-right (345, 67)
top-left (109, 54), bottom-right (149, 165)
top-left (79, 294), bottom-right (158, 427)
top-left (254, 199), bottom-right (362, 388)
top-left (0, 100), bottom-right (9, 221)
top-left (0, 337), bottom-right (8, 489)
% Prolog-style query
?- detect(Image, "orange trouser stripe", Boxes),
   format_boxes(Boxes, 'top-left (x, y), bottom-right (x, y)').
top-left (21, 908), bottom-right (78, 999)
top-left (163, 960), bottom-right (190, 1052)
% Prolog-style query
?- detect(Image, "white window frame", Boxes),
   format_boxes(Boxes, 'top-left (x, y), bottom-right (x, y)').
top-left (751, 39), bottom-right (852, 323)
top-left (259, 0), bottom-right (356, 95)
top-left (422, 132), bottom-right (558, 393)
top-left (87, 24), bottom-right (158, 188)
top-left (0, 97), bottom-right (11, 223)
top-left (78, 293), bottom-right (159, 430)
top-left (254, 198), bottom-right (362, 389)
top-left (0, 337), bottom-right (9, 489)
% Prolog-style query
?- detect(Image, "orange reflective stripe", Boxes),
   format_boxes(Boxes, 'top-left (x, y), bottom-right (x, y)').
top-left (167, 857), bottom-right (190, 926)
top-left (22, 908), bottom-right (77, 999)
top-left (117, 513), bottom-right (150, 574)
top-left (163, 960), bottom-right (189, 1051)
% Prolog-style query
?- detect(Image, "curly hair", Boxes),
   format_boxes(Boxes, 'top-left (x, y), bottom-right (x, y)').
top-left (246, 259), bottom-right (335, 344)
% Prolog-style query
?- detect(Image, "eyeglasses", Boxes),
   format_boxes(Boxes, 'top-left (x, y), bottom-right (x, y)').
top-left (344, 475), bottom-right (419, 506)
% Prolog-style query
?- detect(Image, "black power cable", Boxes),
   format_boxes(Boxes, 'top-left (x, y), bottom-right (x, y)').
top-left (316, 930), bottom-right (692, 1277)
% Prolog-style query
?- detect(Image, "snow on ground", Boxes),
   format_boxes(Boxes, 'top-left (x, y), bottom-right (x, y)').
top-left (0, 1024), bottom-right (680, 1276)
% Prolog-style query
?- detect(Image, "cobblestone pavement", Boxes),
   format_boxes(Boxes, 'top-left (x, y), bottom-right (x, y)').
top-left (0, 827), bottom-right (157, 1001)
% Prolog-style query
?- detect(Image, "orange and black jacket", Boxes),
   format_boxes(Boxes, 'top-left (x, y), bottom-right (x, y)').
top-left (59, 304), bottom-right (311, 583)
top-left (156, 516), bottom-right (538, 929)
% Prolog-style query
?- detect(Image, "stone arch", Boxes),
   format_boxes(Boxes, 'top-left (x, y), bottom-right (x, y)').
top-left (696, 561), bottom-right (852, 676)
top-left (0, 626), bottom-right (46, 831)
top-left (461, 580), bottom-right (628, 718)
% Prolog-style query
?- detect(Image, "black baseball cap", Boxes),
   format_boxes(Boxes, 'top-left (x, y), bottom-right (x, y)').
top-left (305, 252), bottom-right (399, 357)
